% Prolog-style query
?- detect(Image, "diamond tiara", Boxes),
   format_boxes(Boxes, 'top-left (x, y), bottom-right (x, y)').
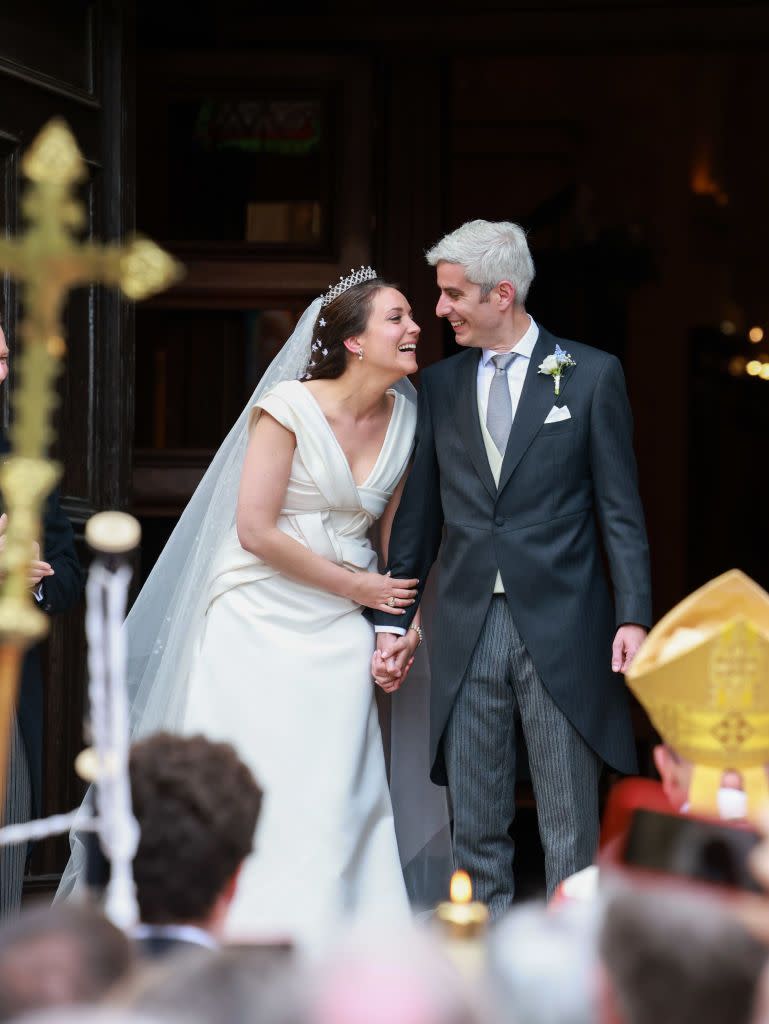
top-left (321, 266), bottom-right (378, 306)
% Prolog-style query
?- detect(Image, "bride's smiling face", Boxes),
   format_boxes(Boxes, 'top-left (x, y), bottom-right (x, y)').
top-left (347, 288), bottom-right (420, 376)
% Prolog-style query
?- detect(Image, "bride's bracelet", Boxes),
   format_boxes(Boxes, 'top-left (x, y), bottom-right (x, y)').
top-left (409, 624), bottom-right (424, 646)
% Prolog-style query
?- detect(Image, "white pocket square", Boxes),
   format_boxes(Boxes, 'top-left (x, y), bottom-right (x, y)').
top-left (544, 404), bottom-right (571, 424)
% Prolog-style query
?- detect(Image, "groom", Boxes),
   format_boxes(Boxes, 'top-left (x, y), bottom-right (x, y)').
top-left (374, 219), bottom-right (651, 913)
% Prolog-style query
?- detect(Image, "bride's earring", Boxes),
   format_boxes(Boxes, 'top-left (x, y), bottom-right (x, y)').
top-left (357, 349), bottom-right (364, 361)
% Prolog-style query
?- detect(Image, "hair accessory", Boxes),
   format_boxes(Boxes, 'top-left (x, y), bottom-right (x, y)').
top-left (321, 266), bottom-right (377, 307)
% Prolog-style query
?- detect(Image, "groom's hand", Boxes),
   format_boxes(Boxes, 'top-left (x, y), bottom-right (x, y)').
top-left (372, 631), bottom-right (417, 693)
top-left (611, 624), bottom-right (648, 673)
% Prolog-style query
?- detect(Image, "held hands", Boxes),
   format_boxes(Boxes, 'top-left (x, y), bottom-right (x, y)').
top-left (372, 629), bottom-right (420, 693)
top-left (611, 623), bottom-right (647, 673)
top-left (0, 512), bottom-right (55, 590)
top-left (349, 570), bottom-right (418, 615)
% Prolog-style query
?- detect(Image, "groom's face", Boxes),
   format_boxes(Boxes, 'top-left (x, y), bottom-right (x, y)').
top-left (434, 262), bottom-right (506, 350)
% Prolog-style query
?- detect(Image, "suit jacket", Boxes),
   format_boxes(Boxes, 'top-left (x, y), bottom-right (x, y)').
top-left (0, 435), bottom-right (84, 814)
top-left (375, 326), bottom-right (652, 782)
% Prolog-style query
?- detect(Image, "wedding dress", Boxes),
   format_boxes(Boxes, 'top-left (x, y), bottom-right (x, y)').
top-left (181, 379), bottom-right (415, 941)
top-left (57, 294), bottom-right (451, 936)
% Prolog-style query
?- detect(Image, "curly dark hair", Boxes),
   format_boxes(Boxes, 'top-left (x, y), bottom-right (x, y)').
top-left (303, 277), bottom-right (396, 382)
top-left (129, 732), bottom-right (263, 924)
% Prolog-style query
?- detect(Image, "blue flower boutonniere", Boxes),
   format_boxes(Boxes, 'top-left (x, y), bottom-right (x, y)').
top-left (538, 344), bottom-right (576, 396)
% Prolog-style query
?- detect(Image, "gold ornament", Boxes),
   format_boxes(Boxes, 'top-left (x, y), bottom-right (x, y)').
top-left (0, 119), bottom-right (183, 804)
top-left (626, 569), bottom-right (769, 818)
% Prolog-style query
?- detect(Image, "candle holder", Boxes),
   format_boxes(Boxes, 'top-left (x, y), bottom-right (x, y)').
top-left (434, 870), bottom-right (489, 976)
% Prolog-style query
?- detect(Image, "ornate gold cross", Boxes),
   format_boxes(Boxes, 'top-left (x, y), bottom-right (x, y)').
top-left (0, 119), bottom-right (182, 805)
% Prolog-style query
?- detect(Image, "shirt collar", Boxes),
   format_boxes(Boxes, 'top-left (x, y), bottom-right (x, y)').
top-left (133, 923), bottom-right (218, 949)
top-left (481, 315), bottom-right (539, 367)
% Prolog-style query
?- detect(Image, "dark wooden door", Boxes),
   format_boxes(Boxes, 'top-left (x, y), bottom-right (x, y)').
top-left (0, 0), bottom-right (135, 888)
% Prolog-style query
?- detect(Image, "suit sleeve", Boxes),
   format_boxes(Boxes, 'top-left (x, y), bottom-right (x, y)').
top-left (373, 372), bottom-right (444, 630)
top-left (39, 487), bottom-right (85, 616)
top-left (589, 355), bottom-right (652, 629)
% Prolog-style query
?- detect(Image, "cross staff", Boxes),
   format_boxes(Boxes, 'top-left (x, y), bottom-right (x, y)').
top-left (0, 119), bottom-right (183, 805)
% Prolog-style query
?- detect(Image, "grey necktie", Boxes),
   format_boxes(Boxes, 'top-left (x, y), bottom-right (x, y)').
top-left (486, 353), bottom-right (516, 454)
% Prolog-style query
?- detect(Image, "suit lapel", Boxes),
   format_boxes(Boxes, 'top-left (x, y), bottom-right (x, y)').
top-left (497, 326), bottom-right (574, 495)
top-left (451, 349), bottom-right (497, 500)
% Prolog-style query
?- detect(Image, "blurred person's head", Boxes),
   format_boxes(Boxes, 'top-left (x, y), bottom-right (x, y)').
top-left (16, 1011), bottom-right (166, 1024)
top-left (0, 903), bottom-right (135, 1021)
top-left (599, 879), bottom-right (767, 1024)
top-left (129, 732), bottom-right (262, 936)
top-left (307, 922), bottom-right (487, 1024)
top-left (652, 743), bottom-right (695, 812)
top-left (652, 743), bottom-right (746, 817)
top-left (122, 945), bottom-right (300, 1024)
top-left (487, 901), bottom-right (600, 1024)
top-left (753, 960), bottom-right (769, 1023)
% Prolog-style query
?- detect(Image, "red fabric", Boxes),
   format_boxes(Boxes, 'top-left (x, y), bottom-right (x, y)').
top-left (599, 778), bottom-right (673, 851)
top-left (551, 778), bottom-right (761, 909)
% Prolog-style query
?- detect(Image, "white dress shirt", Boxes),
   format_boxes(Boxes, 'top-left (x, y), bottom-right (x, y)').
top-left (476, 315), bottom-right (539, 426)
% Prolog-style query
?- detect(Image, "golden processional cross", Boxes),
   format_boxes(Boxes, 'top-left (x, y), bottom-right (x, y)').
top-left (0, 119), bottom-right (182, 804)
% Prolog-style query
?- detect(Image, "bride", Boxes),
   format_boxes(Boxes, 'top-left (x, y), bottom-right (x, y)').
top-left (59, 269), bottom-right (437, 941)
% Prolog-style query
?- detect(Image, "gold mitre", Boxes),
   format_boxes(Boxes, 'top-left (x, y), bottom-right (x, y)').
top-left (626, 569), bottom-right (769, 818)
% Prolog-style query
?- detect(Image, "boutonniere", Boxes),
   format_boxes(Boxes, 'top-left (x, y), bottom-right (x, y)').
top-left (538, 344), bottom-right (576, 396)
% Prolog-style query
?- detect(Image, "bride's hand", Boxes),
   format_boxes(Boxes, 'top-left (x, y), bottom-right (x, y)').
top-left (372, 631), bottom-right (419, 692)
top-left (349, 571), bottom-right (418, 613)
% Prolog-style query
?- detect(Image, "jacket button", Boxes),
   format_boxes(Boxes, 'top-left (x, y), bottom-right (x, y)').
top-left (495, 516), bottom-right (504, 527)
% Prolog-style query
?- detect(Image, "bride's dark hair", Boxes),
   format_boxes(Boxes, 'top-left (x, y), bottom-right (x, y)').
top-left (303, 278), bottom-right (394, 382)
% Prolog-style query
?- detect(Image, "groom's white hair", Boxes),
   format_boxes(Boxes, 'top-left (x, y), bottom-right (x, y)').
top-left (426, 219), bottom-right (535, 304)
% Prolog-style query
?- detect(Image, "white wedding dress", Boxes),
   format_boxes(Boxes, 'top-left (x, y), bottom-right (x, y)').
top-left (181, 379), bottom-right (415, 942)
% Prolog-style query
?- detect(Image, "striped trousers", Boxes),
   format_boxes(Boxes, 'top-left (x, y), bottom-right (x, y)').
top-left (0, 718), bottom-right (31, 917)
top-left (443, 595), bottom-right (601, 917)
